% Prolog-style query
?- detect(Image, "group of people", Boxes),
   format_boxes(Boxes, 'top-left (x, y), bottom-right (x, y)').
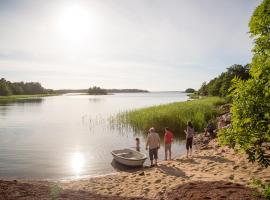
top-left (135, 121), bottom-right (195, 167)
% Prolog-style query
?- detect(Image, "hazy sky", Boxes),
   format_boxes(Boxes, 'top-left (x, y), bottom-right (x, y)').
top-left (0, 0), bottom-right (261, 91)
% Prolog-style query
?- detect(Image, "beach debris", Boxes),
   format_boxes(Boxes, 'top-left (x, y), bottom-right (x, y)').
top-left (139, 171), bottom-right (145, 176)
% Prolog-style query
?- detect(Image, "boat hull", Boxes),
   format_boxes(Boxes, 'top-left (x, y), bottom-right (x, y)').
top-left (111, 149), bottom-right (147, 167)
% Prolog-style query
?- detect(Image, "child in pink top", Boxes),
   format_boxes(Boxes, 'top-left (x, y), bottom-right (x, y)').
top-left (164, 127), bottom-right (173, 160)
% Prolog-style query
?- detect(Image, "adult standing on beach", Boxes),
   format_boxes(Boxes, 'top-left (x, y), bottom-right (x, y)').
top-left (146, 127), bottom-right (160, 167)
top-left (184, 121), bottom-right (195, 158)
top-left (164, 127), bottom-right (173, 160)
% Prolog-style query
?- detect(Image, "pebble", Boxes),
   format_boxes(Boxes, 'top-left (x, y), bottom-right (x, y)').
top-left (139, 172), bottom-right (145, 176)
top-left (155, 179), bottom-right (162, 183)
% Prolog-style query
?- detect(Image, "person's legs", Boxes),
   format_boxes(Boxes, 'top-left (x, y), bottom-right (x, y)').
top-left (169, 144), bottom-right (172, 160)
top-left (186, 139), bottom-right (189, 158)
top-left (149, 149), bottom-right (154, 166)
top-left (189, 138), bottom-right (193, 157)
top-left (164, 144), bottom-right (168, 160)
top-left (153, 148), bottom-right (158, 165)
top-left (209, 129), bottom-right (217, 139)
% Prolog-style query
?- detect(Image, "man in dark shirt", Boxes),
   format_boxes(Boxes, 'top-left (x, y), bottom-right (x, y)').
top-left (204, 122), bottom-right (215, 138)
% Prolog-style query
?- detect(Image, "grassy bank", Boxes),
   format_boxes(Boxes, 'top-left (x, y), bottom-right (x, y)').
top-left (0, 94), bottom-right (57, 102)
top-left (114, 97), bottom-right (226, 138)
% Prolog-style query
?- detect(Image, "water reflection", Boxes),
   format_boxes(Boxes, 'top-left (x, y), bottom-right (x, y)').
top-left (88, 97), bottom-right (104, 103)
top-left (0, 98), bottom-right (43, 105)
top-left (70, 152), bottom-right (85, 178)
top-left (0, 98), bottom-right (43, 117)
top-left (0, 92), bottom-right (188, 179)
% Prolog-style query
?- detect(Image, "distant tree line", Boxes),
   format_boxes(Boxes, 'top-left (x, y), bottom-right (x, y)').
top-left (56, 88), bottom-right (149, 94)
top-left (197, 64), bottom-right (251, 97)
top-left (107, 89), bottom-right (149, 93)
top-left (0, 78), bottom-right (54, 96)
top-left (55, 89), bottom-right (88, 94)
top-left (87, 87), bottom-right (149, 95)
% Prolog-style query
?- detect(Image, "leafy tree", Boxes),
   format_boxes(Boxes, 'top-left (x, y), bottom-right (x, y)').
top-left (198, 64), bottom-right (250, 97)
top-left (10, 82), bottom-right (24, 95)
top-left (0, 79), bottom-right (12, 96)
top-left (199, 82), bottom-right (208, 96)
top-left (22, 82), bottom-right (45, 94)
top-left (185, 88), bottom-right (195, 93)
top-left (88, 86), bottom-right (107, 95)
top-left (219, 0), bottom-right (270, 167)
top-left (0, 78), bottom-right (52, 96)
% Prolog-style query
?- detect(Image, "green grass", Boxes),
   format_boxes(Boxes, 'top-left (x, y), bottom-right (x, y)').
top-left (113, 97), bottom-right (226, 138)
top-left (0, 94), bottom-right (57, 102)
top-left (249, 179), bottom-right (270, 199)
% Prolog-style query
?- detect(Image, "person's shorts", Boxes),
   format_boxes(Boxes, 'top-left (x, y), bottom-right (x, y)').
top-left (165, 143), bottom-right (171, 152)
top-left (149, 148), bottom-right (158, 160)
top-left (186, 137), bottom-right (193, 150)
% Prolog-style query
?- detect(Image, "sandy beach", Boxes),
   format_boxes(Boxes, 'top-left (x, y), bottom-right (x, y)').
top-left (1, 134), bottom-right (269, 200)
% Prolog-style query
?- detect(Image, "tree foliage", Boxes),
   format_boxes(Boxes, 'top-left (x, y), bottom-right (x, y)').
top-left (185, 88), bottom-right (195, 93)
top-left (197, 64), bottom-right (250, 97)
top-left (88, 86), bottom-right (107, 95)
top-left (219, 0), bottom-right (270, 167)
top-left (0, 78), bottom-right (52, 96)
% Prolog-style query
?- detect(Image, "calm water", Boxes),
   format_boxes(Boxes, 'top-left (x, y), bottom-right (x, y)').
top-left (0, 92), bottom-right (188, 180)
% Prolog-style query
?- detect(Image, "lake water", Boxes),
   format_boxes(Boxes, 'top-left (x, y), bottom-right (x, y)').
top-left (0, 92), bottom-right (188, 180)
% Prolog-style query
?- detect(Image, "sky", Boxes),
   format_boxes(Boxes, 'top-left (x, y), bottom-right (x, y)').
top-left (0, 0), bottom-right (261, 91)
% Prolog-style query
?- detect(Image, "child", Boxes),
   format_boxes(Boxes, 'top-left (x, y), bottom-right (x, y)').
top-left (135, 138), bottom-right (140, 151)
top-left (164, 127), bottom-right (173, 160)
top-left (184, 121), bottom-right (195, 158)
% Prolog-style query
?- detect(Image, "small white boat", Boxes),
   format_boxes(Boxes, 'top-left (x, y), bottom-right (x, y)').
top-left (111, 148), bottom-right (147, 167)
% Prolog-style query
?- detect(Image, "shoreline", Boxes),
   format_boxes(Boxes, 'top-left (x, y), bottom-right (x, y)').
top-left (0, 94), bottom-right (58, 102)
top-left (1, 134), bottom-right (269, 199)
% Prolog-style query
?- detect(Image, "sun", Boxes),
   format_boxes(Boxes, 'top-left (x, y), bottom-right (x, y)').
top-left (56, 3), bottom-right (92, 41)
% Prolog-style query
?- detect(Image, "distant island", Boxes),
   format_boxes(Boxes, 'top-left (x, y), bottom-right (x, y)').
top-left (88, 86), bottom-right (107, 95)
top-left (107, 89), bottom-right (149, 93)
top-left (55, 88), bottom-right (149, 94)
top-left (0, 78), bottom-right (149, 97)
top-left (88, 86), bottom-right (149, 95)
top-left (185, 88), bottom-right (196, 93)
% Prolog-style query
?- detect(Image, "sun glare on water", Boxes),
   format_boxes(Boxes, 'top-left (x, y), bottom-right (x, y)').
top-left (70, 152), bottom-right (85, 177)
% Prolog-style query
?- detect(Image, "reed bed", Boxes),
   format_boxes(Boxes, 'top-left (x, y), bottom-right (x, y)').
top-left (113, 97), bottom-right (226, 138)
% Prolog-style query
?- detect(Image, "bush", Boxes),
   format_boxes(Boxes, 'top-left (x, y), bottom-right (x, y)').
top-left (218, 0), bottom-right (270, 167)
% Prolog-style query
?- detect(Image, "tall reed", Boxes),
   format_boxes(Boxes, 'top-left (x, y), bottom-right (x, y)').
top-left (113, 97), bottom-right (226, 138)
